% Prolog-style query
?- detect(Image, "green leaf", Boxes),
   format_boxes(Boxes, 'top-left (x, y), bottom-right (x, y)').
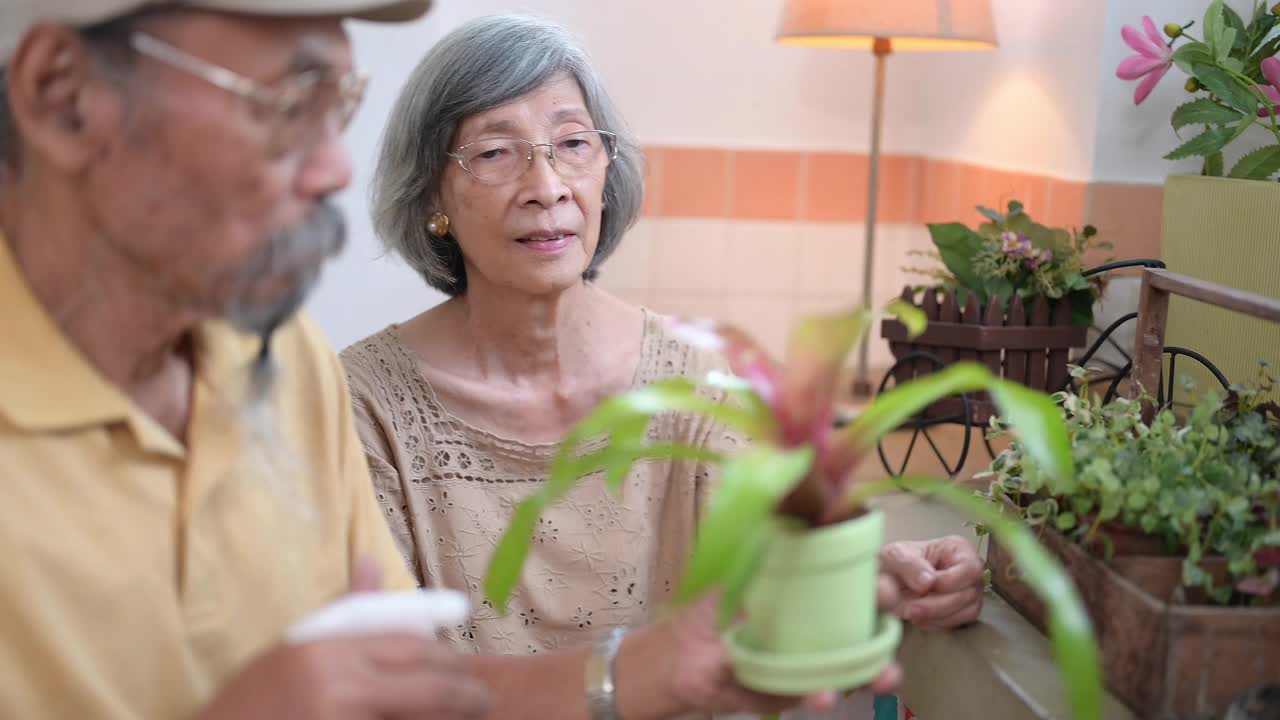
top-left (1193, 63), bottom-right (1262, 114)
top-left (700, 370), bottom-right (779, 440)
top-left (484, 496), bottom-right (547, 612)
top-left (926, 223), bottom-right (987, 292)
top-left (1173, 43), bottom-right (1216, 74)
top-left (1204, 151), bottom-right (1226, 176)
top-left (841, 362), bottom-right (996, 451)
top-left (1205, 0), bottom-right (1228, 60)
top-left (1171, 99), bottom-right (1246, 130)
top-left (1223, 4), bottom-right (1247, 51)
top-left (977, 205), bottom-right (1004, 223)
top-left (780, 307), bottom-right (871, 440)
top-left (1164, 124), bottom-right (1240, 160)
top-left (845, 478), bottom-right (1102, 720)
top-left (571, 377), bottom-right (770, 445)
top-left (484, 375), bottom-right (765, 611)
top-left (989, 379), bottom-right (1077, 493)
top-left (886, 299), bottom-right (927, 338)
top-left (1069, 290), bottom-right (1096, 327)
top-left (1223, 28), bottom-right (1241, 60)
top-left (676, 447), bottom-right (815, 603)
top-left (1229, 145), bottom-right (1280, 179)
top-left (837, 362), bottom-right (1074, 489)
top-left (715, 516), bottom-right (778, 628)
top-left (988, 276), bottom-right (1016, 308)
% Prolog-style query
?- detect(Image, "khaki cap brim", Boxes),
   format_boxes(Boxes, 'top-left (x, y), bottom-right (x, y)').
top-left (1, 0), bottom-right (431, 64)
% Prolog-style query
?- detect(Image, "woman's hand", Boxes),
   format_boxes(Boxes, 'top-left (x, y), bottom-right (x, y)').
top-left (616, 588), bottom-right (903, 718)
top-left (879, 536), bottom-right (985, 630)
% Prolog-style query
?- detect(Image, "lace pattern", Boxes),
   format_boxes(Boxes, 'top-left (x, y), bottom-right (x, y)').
top-left (342, 310), bottom-right (739, 656)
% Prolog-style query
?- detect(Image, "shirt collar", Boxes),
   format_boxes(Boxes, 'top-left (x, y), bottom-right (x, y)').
top-left (0, 233), bottom-right (261, 450)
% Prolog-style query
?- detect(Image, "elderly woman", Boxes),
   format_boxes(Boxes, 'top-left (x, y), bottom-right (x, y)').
top-left (342, 14), bottom-right (985, 719)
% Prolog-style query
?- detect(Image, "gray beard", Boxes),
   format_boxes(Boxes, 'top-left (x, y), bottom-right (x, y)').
top-left (221, 201), bottom-right (347, 406)
top-left (218, 204), bottom-right (346, 508)
top-left (223, 201), bottom-right (348, 338)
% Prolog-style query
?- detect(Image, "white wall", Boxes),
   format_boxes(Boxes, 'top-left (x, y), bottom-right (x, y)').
top-left (308, 0), bottom-right (915, 349)
top-left (306, 0), bottom-right (1123, 349)
top-left (896, 0), bottom-right (1109, 182)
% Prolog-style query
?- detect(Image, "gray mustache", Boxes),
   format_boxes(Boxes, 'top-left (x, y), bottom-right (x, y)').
top-left (225, 201), bottom-right (348, 337)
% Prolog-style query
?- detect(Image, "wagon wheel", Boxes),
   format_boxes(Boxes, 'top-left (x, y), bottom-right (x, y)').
top-left (1102, 346), bottom-right (1232, 406)
top-left (876, 352), bottom-right (973, 478)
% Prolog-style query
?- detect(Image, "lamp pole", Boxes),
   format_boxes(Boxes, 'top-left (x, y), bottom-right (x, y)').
top-left (853, 36), bottom-right (892, 398)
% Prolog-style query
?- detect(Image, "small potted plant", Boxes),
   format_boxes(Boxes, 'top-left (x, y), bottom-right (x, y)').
top-left (1114, 0), bottom-right (1280, 403)
top-left (483, 303), bottom-right (1106, 719)
top-left (981, 365), bottom-right (1280, 716)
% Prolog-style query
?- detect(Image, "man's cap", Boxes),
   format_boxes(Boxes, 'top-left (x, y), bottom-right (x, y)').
top-left (1, 0), bottom-right (432, 65)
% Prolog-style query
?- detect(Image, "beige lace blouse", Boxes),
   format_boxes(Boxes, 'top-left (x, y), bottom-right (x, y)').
top-left (341, 310), bottom-right (737, 657)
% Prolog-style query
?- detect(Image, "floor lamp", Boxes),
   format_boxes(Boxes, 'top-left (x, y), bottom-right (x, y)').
top-left (776, 0), bottom-right (997, 398)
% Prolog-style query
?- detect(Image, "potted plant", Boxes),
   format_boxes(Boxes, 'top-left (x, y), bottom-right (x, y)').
top-left (482, 303), bottom-right (1106, 719)
top-left (1115, 0), bottom-right (1280, 404)
top-left (981, 365), bottom-right (1280, 717)
top-left (877, 202), bottom-right (1109, 454)
top-left (907, 200), bottom-right (1109, 327)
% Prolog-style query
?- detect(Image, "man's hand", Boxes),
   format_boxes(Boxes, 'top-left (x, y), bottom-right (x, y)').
top-left (198, 556), bottom-right (491, 720)
top-left (879, 536), bottom-right (985, 630)
top-left (197, 632), bottom-right (492, 720)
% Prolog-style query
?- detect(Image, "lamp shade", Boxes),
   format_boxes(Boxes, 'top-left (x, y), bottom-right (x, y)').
top-left (776, 0), bottom-right (997, 51)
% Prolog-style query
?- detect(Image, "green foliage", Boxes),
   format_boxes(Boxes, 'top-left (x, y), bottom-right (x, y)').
top-left (1139, 1), bottom-right (1280, 176)
top-left (907, 201), bottom-right (1110, 326)
top-left (480, 303), bottom-right (1104, 718)
top-left (981, 365), bottom-right (1280, 605)
top-left (1229, 144), bottom-right (1280, 177)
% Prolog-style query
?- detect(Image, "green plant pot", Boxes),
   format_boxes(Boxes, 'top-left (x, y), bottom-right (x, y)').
top-left (723, 511), bottom-right (902, 695)
top-left (1161, 174), bottom-right (1280, 404)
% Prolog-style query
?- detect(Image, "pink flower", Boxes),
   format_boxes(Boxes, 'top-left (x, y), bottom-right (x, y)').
top-left (1117, 17), bottom-right (1173, 105)
top-left (1027, 248), bottom-right (1053, 270)
top-left (1257, 57), bottom-right (1280, 118)
top-left (1001, 231), bottom-right (1033, 259)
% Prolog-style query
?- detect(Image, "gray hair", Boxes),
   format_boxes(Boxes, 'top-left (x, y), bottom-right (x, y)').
top-left (371, 14), bottom-right (644, 296)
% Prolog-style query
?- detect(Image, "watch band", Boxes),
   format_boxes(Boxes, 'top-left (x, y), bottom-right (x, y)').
top-left (585, 626), bottom-right (627, 720)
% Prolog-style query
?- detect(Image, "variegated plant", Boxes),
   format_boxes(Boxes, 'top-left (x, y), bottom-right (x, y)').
top-left (483, 303), bottom-right (1104, 720)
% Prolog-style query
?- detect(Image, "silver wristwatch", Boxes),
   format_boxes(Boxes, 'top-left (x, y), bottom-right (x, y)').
top-left (585, 626), bottom-right (627, 719)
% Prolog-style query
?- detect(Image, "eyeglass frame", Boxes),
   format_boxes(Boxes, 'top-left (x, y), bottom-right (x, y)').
top-left (127, 32), bottom-right (369, 153)
top-left (446, 130), bottom-right (619, 184)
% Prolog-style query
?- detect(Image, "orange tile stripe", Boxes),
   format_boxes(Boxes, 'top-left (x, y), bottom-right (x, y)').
top-left (641, 146), bottom-right (1090, 230)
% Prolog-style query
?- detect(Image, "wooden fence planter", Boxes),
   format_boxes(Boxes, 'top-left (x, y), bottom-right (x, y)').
top-left (879, 286), bottom-right (1088, 424)
top-left (988, 270), bottom-right (1280, 719)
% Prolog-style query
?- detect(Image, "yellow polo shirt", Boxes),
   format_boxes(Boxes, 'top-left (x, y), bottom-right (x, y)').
top-left (0, 236), bottom-right (416, 719)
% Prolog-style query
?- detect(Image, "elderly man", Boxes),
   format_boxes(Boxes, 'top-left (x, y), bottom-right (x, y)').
top-left (0, 1), bottom-right (490, 718)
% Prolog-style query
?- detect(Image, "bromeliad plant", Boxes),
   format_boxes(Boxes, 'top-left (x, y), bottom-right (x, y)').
top-left (482, 303), bottom-right (1104, 719)
top-left (1117, 0), bottom-right (1280, 178)
top-left (907, 201), bottom-right (1110, 326)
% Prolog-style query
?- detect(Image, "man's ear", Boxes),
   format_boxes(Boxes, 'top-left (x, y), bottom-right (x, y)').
top-left (5, 24), bottom-right (128, 175)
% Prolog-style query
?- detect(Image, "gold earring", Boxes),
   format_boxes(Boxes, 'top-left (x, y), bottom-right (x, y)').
top-left (427, 212), bottom-right (450, 237)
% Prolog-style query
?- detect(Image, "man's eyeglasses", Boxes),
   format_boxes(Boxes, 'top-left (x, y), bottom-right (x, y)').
top-left (129, 32), bottom-right (368, 156)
